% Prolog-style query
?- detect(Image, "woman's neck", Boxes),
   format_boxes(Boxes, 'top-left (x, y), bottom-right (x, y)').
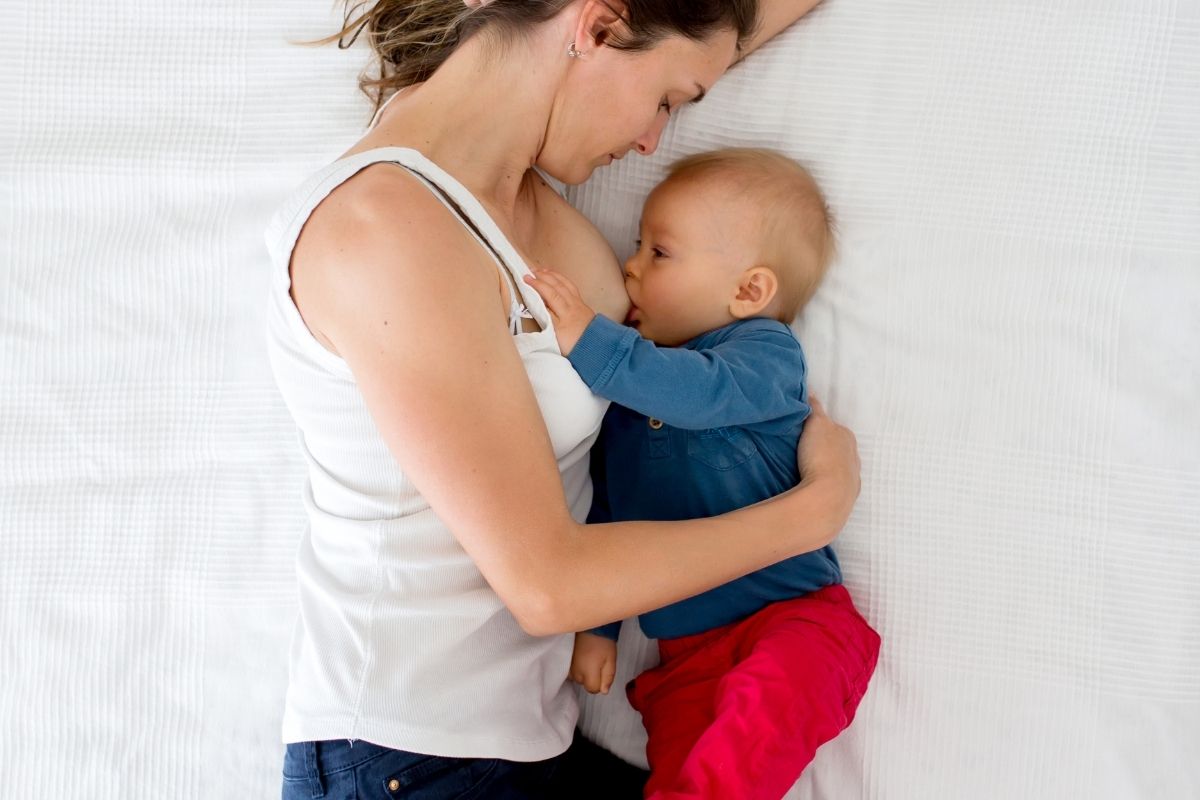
top-left (367, 22), bottom-right (569, 220)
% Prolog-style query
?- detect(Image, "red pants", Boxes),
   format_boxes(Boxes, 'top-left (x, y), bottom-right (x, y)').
top-left (627, 585), bottom-right (881, 800)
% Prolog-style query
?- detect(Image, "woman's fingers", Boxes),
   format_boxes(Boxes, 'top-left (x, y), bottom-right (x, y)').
top-left (797, 399), bottom-right (861, 524)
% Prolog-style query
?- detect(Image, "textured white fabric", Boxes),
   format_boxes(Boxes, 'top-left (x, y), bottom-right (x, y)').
top-left (1, 0), bottom-right (1197, 798)
top-left (569, 3), bottom-right (1200, 796)
top-left (263, 146), bottom-right (607, 760)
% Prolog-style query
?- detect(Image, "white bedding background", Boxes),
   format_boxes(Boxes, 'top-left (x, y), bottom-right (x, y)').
top-left (2, 1), bottom-right (1197, 798)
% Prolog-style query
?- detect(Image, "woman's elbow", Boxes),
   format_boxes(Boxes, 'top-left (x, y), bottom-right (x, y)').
top-left (502, 534), bottom-right (581, 637)
top-left (511, 554), bottom-right (587, 635)
top-left (510, 584), bottom-right (577, 637)
top-left (512, 592), bottom-right (563, 637)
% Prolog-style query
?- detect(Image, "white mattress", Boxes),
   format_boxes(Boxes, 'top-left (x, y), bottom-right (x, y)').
top-left (1, 1), bottom-right (1197, 798)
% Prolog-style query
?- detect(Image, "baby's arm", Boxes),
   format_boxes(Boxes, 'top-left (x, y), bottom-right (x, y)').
top-left (570, 629), bottom-right (619, 695)
top-left (525, 268), bottom-right (806, 430)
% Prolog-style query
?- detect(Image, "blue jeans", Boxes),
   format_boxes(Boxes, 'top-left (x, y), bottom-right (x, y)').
top-left (281, 729), bottom-right (647, 799)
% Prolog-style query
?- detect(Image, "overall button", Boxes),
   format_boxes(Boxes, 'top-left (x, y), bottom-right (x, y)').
top-left (646, 416), bottom-right (671, 458)
top-left (388, 779), bottom-right (401, 792)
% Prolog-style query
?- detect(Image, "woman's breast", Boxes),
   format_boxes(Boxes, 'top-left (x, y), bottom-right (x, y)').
top-left (508, 173), bottom-right (623, 515)
top-left (519, 173), bottom-right (631, 324)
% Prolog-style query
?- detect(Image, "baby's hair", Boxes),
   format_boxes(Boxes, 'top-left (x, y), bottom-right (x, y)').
top-left (665, 147), bottom-right (836, 321)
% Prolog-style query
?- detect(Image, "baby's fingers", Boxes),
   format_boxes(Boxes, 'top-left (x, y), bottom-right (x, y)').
top-left (523, 273), bottom-right (564, 313)
top-left (600, 660), bottom-right (617, 695)
top-left (584, 669), bottom-right (605, 694)
top-left (530, 268), bottom-right (582, 300)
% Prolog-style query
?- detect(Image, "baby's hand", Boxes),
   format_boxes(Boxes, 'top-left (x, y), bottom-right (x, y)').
top-left (569, 631), bottom-right (618, 695)
top-left (524, 268), bottom-right (594, 356)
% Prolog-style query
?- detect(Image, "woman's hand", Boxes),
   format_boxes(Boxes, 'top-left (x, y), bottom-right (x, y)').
top-left (797, 396), bottom-right (861, 532)
top-left (524, 268), bottom-right (595, 356)
top-left (570, 632), bottom-right (618, 695)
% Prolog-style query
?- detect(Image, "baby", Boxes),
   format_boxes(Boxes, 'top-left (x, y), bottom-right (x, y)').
top-left (525, 148), bottom-right (880, 800)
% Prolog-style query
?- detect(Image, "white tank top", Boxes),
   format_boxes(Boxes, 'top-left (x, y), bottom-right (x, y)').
top-left (263, 137), bottom-right (608, 759)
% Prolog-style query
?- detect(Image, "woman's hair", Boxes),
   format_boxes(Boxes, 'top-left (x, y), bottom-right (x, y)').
top-left (666, 148), bottom-right (837, 321)
top-left (301, 0), bottom-right (759, 121)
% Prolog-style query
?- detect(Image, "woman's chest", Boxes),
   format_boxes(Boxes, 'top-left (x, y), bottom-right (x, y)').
top-left (507, 176), bottom-right (631, 324)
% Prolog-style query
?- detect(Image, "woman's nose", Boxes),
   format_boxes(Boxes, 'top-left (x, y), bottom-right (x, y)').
top-left (634, 112), bottom-right (669, 156)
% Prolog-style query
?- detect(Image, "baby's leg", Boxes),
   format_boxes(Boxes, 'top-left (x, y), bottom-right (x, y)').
top-left (627, 626), bottom-right (731, 799)
top-left (635, 585), bottom-right (881, 800)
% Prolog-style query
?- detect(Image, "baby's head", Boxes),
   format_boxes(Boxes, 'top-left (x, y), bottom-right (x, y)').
top-left (623, 147), bottom-right (835, 346)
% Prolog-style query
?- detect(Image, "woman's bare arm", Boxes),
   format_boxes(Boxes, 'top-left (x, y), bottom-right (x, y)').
top-left (296, 167), bottom-right (858, 637)
top-left (738, 0), bottom-right (824, 61)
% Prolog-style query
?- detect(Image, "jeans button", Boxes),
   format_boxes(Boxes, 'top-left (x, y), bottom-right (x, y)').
top-left (387, 778), bottom-right (400, 792)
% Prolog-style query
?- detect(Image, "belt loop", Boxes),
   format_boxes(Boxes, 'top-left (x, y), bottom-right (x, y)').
top-left (304, 741), bottom-right (326, 799)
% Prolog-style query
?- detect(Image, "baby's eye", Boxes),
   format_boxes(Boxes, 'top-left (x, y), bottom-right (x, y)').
top-left (634, 239), bottom-right (665, 258)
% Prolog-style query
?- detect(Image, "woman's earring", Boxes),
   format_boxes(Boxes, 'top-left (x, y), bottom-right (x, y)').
top-left (567, 41), bottom-right (584, 58)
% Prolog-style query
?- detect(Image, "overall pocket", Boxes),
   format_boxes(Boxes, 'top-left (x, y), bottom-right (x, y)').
top-left (686, 427), bottom-right (756, 471)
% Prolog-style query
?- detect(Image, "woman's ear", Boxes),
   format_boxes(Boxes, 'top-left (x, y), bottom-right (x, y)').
top-left (728, 267), bottom-right (780, 319)
top-left (574, 0), bottom-right (628, 50)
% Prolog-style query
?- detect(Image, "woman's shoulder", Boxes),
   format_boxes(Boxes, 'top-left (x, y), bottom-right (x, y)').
top-left (289, 161), bottom-right (502, 345)
top-left (315, 159), bottom-right (436, 223)
top-left (299, 161), bottom-right (483, 266)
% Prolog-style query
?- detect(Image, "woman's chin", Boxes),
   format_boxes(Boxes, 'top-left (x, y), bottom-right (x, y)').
top-left (569, 162), bottom-right (601, 185)
top-left (529, 157), bottom-right (585, 187)
top-left (573, 155), bottom-right (617, 184)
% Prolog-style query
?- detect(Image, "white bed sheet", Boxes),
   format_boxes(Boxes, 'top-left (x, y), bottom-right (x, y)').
top-left (1, 1), bottom-right (1196, 798)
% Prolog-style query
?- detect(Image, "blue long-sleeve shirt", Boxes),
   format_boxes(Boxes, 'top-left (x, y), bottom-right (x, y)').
top-left (568, 314), bottom-right (842, 641)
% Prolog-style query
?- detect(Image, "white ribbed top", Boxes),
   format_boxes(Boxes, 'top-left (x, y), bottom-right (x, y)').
top-left (263, 146), bottom-right (608, 760)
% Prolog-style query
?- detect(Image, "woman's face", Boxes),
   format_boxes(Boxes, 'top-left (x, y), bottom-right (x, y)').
top-left (539, 28), bottom-right (739, 184)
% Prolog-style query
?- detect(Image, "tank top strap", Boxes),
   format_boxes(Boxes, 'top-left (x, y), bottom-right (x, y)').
top-left (398, 164), bottom-right (535, 335)
top-left (366, 90), bottom-right (406, 132)
top-left (265, 146), bottom-right (550, 336)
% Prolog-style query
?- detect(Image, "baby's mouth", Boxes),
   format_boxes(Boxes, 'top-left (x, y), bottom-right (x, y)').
top-left (624, 305), bottom-right (641, 327)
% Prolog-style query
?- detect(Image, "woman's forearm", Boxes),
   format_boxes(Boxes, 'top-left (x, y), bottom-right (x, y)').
top-left (528, 399), bottom-right (859, 636)
top-left (739, 0), bottom-right (824, 61)
top-left (532, 478), bottom-right (845, 636)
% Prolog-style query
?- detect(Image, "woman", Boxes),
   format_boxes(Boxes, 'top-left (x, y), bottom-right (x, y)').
top-left (269, 0), bottom-right (862, 797)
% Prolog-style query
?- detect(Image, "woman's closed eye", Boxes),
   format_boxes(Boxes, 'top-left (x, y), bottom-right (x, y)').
top-left (659, 97), bottom-right (672, 117)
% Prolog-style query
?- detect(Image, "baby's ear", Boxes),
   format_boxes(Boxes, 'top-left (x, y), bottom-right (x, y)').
top-left (729, 267), bottom-right (779, 319)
